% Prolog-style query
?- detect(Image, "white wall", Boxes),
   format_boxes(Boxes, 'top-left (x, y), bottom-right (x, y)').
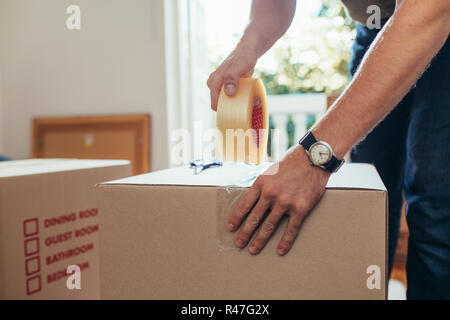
top-left (0, 0), bottom-right (170, 170)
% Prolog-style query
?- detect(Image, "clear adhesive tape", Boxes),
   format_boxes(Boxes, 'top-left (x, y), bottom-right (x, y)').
top-left (217, 78), bottom-right (268, 164)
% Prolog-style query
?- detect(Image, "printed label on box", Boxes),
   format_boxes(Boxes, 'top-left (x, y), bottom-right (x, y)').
top-left (26, 275), bottom-right (42, 295)
top-left (25, 257), bottom-right (41, 276)
top-left (23, 218), bottom-right (39, 237)
top-left (24, 237), bottom-right (40, 257)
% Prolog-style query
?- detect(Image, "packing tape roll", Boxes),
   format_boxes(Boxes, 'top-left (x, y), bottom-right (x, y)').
top-left (217, 78), bottom-right (268, 164)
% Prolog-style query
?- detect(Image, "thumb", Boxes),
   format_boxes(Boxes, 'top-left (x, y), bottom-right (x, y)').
top-left (223, 72), bottom-right (239, 96)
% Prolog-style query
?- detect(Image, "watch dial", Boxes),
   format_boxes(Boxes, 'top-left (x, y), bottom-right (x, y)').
top-left (310, 143), bottom-right (331, 165)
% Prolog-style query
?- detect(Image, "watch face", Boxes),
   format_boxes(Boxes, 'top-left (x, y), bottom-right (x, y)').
top-left (309, 142), bottom-right (332, 166)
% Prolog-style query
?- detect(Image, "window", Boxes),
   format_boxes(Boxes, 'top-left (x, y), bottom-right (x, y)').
top-left (203, 0), bottom-right (355, 95)
top-left (169, 0), bottom-right (355, 163)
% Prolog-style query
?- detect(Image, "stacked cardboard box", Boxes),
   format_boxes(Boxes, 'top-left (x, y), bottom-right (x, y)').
top-left (0, 159), bottom-right (131, 299)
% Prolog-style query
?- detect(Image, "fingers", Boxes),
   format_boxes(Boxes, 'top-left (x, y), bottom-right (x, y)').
top-left (207, 72), bottom-right (223, 111)
top-left (223, 60), bottom-right (252, 96)
top-left (209, 87), bottom-right (221, 111)
top-left (227, 185), bottom-right (261, 231)
top-left (247, 204), bottom-right (285, 254)
top-left (207, 69), bottom-right (238, 110)
top-left (277, 214), bottom-right (304, 256)
top-left (207, 58), bottom-right (255, 110)
top-left (223, 72), bottom-right (239, 96)
top-left (234, 197), bottom-right (271, 249)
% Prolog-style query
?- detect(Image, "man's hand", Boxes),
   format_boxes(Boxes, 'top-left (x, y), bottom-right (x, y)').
top-left (207, 47), bottom-right (257, 111)
top-left (227, 146), bottom-right (330, 256)
top-left (207, 0), bottom-right (297, 111)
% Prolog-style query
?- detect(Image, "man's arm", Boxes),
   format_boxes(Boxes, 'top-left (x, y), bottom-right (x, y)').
top-left (313, 0), bottom-right (450, 158)
top-left (207, 0), bottom-right (296, 110)
top-left (226, 0), bottom-right (450, 256)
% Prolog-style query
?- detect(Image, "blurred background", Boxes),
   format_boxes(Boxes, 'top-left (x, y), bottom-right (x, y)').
top-left (0, 0), bottom-right (355, 171)
top-left (205, 0), bottom-right (354, 95)
top-left (0, 0), bottom-right (408, 298)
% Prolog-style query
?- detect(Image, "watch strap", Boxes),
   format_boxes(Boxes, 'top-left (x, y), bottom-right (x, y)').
top-left (299, 131), bottom-right (344, 173)
top-left (298, 131), bottom-right (317, 150)
top-left (323, 155), bottom-right (345, 173)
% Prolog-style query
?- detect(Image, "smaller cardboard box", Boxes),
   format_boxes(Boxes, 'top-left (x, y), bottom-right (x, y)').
top-left (0, 159), bottom-right (131, 299)
top-left (98, 163), bottom-right (387, 300)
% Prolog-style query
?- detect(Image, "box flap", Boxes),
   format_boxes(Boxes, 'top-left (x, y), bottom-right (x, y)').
top-left (0, 159), bottom-right (130, 178)
top-left (102, 162), bottom-right (386, 191)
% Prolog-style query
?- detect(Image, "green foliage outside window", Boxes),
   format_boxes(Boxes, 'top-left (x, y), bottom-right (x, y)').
top-left (255, 0), bottom-right (355, 95)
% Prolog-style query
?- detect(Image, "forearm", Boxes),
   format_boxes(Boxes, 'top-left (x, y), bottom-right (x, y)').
top-left (237, 0), bottom-right (296, 58)
top-left (312, 0), bottom-right (450, 159)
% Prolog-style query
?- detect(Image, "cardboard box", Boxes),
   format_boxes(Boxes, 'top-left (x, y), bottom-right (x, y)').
top-left (0, 159), bottom-right (131, 299)
top-left (98, 163), bottom-right (387, 300)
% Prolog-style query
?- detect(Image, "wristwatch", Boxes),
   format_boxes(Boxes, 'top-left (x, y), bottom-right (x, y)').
top-left (299, 131), bottom-right (345, 173)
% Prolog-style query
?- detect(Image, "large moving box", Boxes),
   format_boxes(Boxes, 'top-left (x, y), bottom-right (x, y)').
top-left (0, 159), bottom-right (131, 299)
top-left (97, 163), bottom-right (387, 300)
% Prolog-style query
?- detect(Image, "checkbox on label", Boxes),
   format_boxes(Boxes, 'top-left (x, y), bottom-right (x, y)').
top-left (26, 275), bottom-right (41, 295)
top-left (24, 237), bottom-right (39, 257)
top-left (23, 218), bottom-right (39, 237)
top-left (25, 256), bottom-right (40, 276)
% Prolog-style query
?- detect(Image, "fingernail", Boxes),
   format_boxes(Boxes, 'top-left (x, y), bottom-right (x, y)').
top-left (225, 84), bottom-right (236, 95)
top-left (277, 248), bottom-right (286, 256)
top-left (249, 245), bottom-right (258, 254)
top-left (228, 223), bottom-right (235, 231)
top-left (235, 239), bottom-right (244, 247)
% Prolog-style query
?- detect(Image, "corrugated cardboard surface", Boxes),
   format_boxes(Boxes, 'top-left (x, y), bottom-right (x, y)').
top-left (98, 163), bottom-right (387, 300)
top-left (0, 159), bottom-right (131, 299)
